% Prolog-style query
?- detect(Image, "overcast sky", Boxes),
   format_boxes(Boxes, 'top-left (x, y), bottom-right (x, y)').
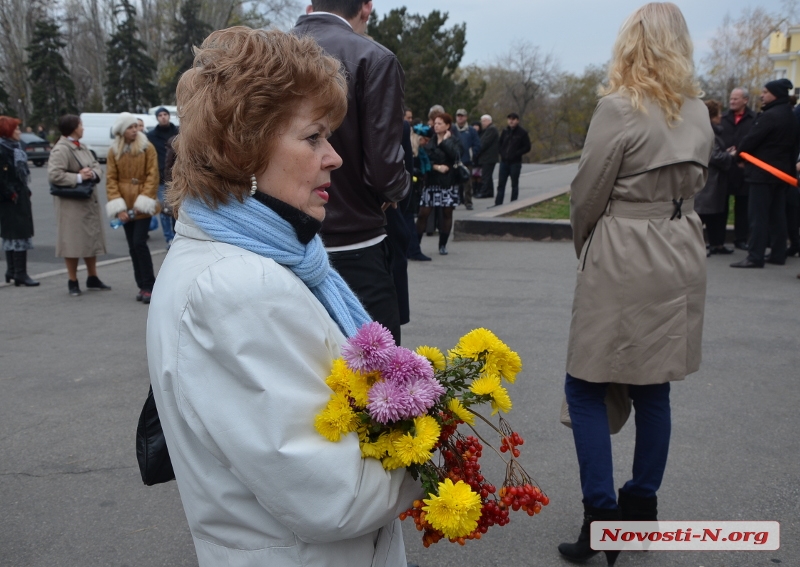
top-left (369, 0), bottom-right (771, 74)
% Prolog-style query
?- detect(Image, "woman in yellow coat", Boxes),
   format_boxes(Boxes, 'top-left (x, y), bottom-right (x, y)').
top-left (558, 4), bottom-right (713, 566)
top-left (105, 112), bottom-right (159, 303)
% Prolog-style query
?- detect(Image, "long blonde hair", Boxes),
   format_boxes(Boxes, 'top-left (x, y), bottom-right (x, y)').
top-left (601, 2), bottom-right (702, 124)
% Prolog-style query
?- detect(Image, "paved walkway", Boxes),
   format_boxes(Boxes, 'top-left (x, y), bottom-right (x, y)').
top-left (2, 220), bottom-right (798, 565)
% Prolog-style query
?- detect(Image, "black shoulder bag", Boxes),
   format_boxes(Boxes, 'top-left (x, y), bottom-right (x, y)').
top-left (136, 386), bottom-right (175, 485)
top-left (50, 155), bottom-right (96, 199)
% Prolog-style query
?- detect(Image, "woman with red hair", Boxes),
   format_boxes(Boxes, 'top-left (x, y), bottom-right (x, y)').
top-left (0, 116), bottom-right (38, 286)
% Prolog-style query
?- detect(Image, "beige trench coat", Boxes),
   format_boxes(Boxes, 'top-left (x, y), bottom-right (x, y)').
top-left (48, 137), bottom-right (107, 258)
top-left (566, 93), bottom-right (714, 385)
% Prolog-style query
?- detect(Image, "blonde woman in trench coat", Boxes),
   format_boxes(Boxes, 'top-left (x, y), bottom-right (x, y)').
top-left (558, 4), bottom-right (714, 566)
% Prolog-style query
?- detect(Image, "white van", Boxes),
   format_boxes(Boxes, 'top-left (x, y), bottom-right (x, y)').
top-left (79, 112), bottom-right (162, 162)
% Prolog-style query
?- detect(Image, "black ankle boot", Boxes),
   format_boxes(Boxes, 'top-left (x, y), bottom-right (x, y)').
top-left (618, 489), bottom-right (657, 521)
top-left (4, 250), bottom-right (14, 283)
top-left (558, 505), bottom-right (621, 566)
top-left (12, 251), bottom-right (39, 287)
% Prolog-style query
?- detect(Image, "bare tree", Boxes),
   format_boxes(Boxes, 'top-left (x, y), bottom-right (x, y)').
top-left (702, 7), bottom-right (781, 108)
top-left (492, 40), bottom-right (559, 123)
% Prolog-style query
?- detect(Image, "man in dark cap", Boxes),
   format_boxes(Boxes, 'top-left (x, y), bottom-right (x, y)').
top-left (146, 107), bottom-right (179, 247)
top-left (494, 112), bottom-right (531, 206)
top-left (731, 78), bottom-right (800, 268)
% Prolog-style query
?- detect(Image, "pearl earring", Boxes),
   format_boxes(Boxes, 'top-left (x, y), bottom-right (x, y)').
top-left (250, 175), bottom-right (257, 196)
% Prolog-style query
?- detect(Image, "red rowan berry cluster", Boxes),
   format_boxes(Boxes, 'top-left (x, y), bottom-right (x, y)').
top-left (400, 416), bottom-right (548, 547)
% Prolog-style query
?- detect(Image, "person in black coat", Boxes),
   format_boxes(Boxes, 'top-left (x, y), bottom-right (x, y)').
top-left (415, 112), bottom-right (461, 255)
top-left (495, 112), bottom-right (531, 206)
top-left (694, 100), bottom-right (734, 255)
top-left (476, 114), bottom-right (499, 199)
top-left (146, 107), bottom-right (179, 246)
top-left (720, 88), bottom-right (756, 249)
top-left (0, 116), bottom-right (38, 287)
top-left (731, 79), bottom-right (800, 268)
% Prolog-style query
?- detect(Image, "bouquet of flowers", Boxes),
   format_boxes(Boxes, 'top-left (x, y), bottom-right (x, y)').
top-left (314, 322), bottom-right (548, 546)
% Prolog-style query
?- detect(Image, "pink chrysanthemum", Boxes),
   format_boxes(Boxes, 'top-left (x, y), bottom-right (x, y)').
top-left (402, 375), bottom-right (446, 418)
top-left (367, 380), bottom-right (411, 424)
top-left (380, 346), bottom-right (429, 383)
top-left (341, 322), bottom-right (395, 373)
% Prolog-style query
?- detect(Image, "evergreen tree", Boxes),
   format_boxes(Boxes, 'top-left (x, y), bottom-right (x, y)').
top-left (26, 18), bottom-right (77, 129)
top-left (367, 9), bottom-right (483, 119)
top-left (105, 0), bottom-right (159, 113)
top-left (162, 0), bottom-right (212, 103)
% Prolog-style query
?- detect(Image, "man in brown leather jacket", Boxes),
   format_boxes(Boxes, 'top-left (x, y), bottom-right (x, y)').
top-left (294, 0), bottom-right (410, 344)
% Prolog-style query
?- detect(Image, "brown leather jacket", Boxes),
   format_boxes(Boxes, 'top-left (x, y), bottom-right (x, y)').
top-left (294, 13), bottom-right (410, 247)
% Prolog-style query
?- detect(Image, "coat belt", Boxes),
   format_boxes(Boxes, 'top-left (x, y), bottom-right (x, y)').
top-left (606, 198), bottom-right (694, 220)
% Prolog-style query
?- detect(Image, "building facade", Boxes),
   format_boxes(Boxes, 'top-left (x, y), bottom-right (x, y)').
top-left (770, 26), bottom-right (800, 93)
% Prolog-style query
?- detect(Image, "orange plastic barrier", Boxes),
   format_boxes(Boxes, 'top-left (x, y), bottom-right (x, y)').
top-left (739, 152), bottom-right (798, 187)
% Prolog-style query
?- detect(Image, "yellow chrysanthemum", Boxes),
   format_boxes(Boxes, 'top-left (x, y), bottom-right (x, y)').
top-left (348, 370), bottom-right (380, 407)
top-left (483, 343), bottom-right (522, 383)
top-left (469, 373), bottom-right (502, 397)
top-left (446, 398), bottom-right (475, 425)
top-left (361, 433), bottom-right (389, 459)
top-left (391, 415), bottom-right (441, 466)
top-left (423, 479), bottom-right (482, 538)
top-left (325, 358), bottom-right (351, 394)
top-left (381, 454), bottom-right (407, 470)
top-left (415, 345), bottom-right (446, 371)
top-left (489, 385), bottom-right (512, 415)
top-left (451, 328), bottom-right (501, 361)
top-left (313, 392), bottom-right (358, 442)
top-left (356, 423), bottom-right (370, 443)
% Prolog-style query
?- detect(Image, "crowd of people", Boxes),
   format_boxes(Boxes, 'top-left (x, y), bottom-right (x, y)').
top-left (0, 107), bottom-right (180, 299)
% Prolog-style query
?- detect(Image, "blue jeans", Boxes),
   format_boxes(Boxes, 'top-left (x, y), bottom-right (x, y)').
top-left (157, 184), bottom-right (175, 244)
top-left (565, 373), bottom-right (671, 509)
top-left (495, 162), bottom-right (522, 205)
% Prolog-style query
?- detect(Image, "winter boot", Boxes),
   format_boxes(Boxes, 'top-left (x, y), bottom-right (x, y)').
top-left (4, 250), bottom-right (14, 283)
top-left (618, 489), bottom-right (658, 521)
top-left (558, 504), bottom-right (621, 566)
top-left (12, 251), bottom-right (39, 287)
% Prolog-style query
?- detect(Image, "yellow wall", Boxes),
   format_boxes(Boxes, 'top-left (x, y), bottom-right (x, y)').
top-left (769, 28), bottom-right (800, 87)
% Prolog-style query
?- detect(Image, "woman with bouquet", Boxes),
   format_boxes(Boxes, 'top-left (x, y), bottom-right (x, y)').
top-left (146, 27), bottom-right (420, 567)
top-left (560, 3), bottom-right (713, 566)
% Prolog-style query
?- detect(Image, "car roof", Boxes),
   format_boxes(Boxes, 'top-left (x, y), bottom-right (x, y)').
top-left (20, 133), bottom-right (46, 143)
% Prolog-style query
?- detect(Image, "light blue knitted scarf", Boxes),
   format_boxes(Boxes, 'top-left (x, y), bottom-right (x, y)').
top-left (181, 196), bottom-right (371, 338)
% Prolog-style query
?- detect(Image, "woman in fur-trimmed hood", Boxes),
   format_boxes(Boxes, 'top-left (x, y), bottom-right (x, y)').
top-left (106, 112), bottom-right (159, 303)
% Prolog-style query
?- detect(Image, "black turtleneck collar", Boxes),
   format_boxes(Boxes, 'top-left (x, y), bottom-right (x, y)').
top-left (250, 191), bottom-right (322, 245)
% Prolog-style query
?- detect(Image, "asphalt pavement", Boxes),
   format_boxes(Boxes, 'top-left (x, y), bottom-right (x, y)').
top-left (1, 163), bottom-right (798, 567)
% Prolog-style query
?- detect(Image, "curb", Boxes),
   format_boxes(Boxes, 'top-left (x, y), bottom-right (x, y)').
top-left (455, 187), bottom-right (573, 242)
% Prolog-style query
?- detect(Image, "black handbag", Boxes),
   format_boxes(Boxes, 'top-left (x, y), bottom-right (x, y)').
top-left (136, 385), bottom-right (175, 485)
top-left (49, 180), bottom-right (95, 199)
top-left (454, 156), bottom-right (471, 184)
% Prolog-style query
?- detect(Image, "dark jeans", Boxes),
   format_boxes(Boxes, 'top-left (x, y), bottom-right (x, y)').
top-left (480, 163), bottom-right (496, 197)
top-left (123, 217), bottom-right (155, 291)
top-left (699, 212), bottom-right (727, 248)
top-left (565, 374), bottom-right (671, 509)
top-left (328, 239), bottom-right (401, 345)
top-left (733, 194), bottom-right (749, 243)
top-left (747, 183), bottom-right (787, 264)
top-left (496, 161), bottom-right (522, 205)
top-left (157, 184), bottom-right (175, 244)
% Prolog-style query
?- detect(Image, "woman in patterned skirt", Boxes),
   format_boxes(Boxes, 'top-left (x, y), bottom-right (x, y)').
top-left (415, 112), bottom-right (461, 255)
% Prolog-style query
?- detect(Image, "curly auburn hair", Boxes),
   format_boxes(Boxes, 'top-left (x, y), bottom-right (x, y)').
top-left (601, 2), bottom-right (703, 125)
top-left (169, 27), bottom-right (347, 209)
